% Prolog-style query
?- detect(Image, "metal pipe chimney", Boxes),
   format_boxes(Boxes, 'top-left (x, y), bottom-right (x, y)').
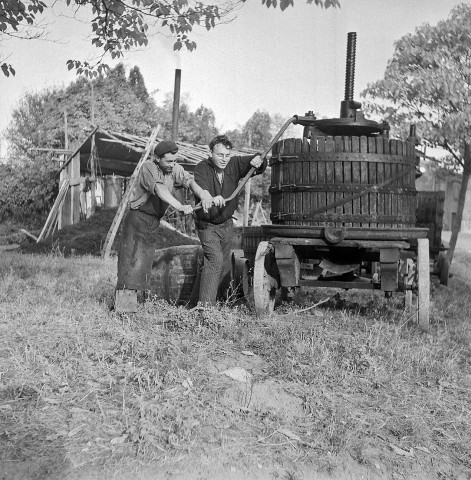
top-left (171, 69), bottom-right (181, 141)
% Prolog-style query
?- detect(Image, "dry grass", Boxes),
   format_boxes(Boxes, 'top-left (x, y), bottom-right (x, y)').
top-left (0, 246), bottom-right (470, 479)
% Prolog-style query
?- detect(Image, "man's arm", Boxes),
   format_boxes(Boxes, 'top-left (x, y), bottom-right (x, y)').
top-left (234, 154), bottom-right (267, 179)
top-left (154, 184), bottom-right (193, 214)
top-left (188, 179), bottom-right (213, 212)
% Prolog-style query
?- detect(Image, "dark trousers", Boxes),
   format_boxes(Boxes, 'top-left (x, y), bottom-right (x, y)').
top-left (196, 219), bottom-right (233, 305)
top-left (116, 209), bottom-right (160, 291)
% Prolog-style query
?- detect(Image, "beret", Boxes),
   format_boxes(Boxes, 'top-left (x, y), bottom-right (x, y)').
top-left (154, 140), bottom-right (178, 156)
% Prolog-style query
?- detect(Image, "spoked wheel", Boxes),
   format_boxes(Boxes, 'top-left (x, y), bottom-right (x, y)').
top-left (417, 238), bottom-right (430, 329)
top-left (253, 241), bottom-right (280, 316)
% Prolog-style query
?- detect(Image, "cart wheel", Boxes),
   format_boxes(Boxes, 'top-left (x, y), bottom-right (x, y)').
top-left (253, 241), bottom-right (279, 316)
top-left (417, 238), bottom-right (430, 329)
top-left (438, 252), bottom-right (450, 286)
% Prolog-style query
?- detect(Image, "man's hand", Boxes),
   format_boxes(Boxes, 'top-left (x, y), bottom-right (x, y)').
top-left (200, 191), bottom-right (213, 213)
top-left (212, 195), bottom-right (225, 207)
top-left (250, 154), bottom-right (263, 169)
top-left (179, 204), bottom-right (194, 215)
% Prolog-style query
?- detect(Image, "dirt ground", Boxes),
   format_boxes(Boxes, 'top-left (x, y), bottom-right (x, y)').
top-left (1, 229), bottom-right (470, 480)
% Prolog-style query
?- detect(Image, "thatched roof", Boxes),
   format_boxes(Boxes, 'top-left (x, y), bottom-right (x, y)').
top-left (65, 127), bottom-right (256, 177)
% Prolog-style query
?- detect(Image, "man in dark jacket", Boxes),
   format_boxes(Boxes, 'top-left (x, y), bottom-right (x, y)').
top-left (115, 140), bottom-right (213, 313)
top-left (193, 135), bottom-right (267, 306)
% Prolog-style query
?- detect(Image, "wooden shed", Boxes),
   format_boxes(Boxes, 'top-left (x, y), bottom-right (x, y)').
top-left (39, 127), bottom-right (256, 251)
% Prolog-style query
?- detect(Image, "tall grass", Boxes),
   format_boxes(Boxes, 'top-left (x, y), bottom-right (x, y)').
top-left (0, 250), bottom-right (470, 479)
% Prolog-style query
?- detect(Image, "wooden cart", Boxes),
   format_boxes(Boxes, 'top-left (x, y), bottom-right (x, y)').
top-left (233, 132), bottom-right (432, 328)
top-left (234, 225), bottom-right (430, 328)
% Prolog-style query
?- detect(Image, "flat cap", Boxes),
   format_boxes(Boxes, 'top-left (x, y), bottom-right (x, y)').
top-left (154, 140), bottom-right (178, 157)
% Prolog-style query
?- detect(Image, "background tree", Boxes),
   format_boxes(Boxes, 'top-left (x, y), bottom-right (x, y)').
top-left (175, 103), bottom-right (220, 143)
top-left (223, 127), bottom-right (245, 148)
top-left (361, 3), bottom-right (471, 266)
top-left (1, 0), bottom-right (340, 77)
top-left (128, 66), bottom-right (149, 101)
top-left (6, 63), bottom-right (159, 156)
top-left (3, 63), bottom-right (160, 223)
top-left (242, 110), bottom-right (272, 150)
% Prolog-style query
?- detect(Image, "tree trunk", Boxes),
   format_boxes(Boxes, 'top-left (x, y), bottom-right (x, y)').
top-left (447, 142), bottom-right (471, 266)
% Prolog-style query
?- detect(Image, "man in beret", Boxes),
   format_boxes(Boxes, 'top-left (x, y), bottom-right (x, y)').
top-left (192, 135), bottom-right (266, 306)
top-left (115, 139), bottom-right (213, 313)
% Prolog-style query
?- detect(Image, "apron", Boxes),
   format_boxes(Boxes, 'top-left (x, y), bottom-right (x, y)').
top-left (116, 209), bottom-right (161, 291)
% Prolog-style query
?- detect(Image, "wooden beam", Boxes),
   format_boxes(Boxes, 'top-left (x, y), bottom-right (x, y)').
top-left (29, 147), bottom-right (74, 154)
top-left (101, 126), bottom-right (161, 259)
top-left (20, 229), bottom-right (38, 242)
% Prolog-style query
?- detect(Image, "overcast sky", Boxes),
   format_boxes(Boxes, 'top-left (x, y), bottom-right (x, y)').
top-left (1, 0), bottom-right (469, 142)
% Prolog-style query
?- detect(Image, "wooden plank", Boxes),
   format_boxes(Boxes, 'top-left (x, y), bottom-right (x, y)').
top-left (333, 136), bottom-right (344, 221)
top-left (294, 138), bottom-right (303, 224)
top-left (302, 138), bottom-right (310, 226)
top-left (279, 139), bottom-right (286, 220)
top-left (271, 141), bottom-right (280, 220)
top-left (286, 138), bottom-right (296, 225)
top-left (376, 137), bottom-right (385, 227)
top-left (20, 229), bottom-right (39, 242)
top-left (325, 136), bottom-right (335, 225)
top-left (351, 136), bottom-right (361, 227)
top-left (316, 136), bottom-right (326, 224)
top-left (343, 136), bottom-right (352, 226)
top-left (367, 136), bottom-right (377, 227)
top-left (397, 141), bottom-right (404, 226)
top-left (360, 136), bottom-right (369, 227)
top-left (389, 140), bottom-right (397, 227)
top-left (102, 126), bottom-right (161, 259)
top-left (309, 137), bottom-right (319, 225)
top-left (384, 140), bottom-right (393, 227)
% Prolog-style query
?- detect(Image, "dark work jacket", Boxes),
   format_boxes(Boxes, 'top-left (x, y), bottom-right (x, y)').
top-left (194, 154), bottom-right (267, 227)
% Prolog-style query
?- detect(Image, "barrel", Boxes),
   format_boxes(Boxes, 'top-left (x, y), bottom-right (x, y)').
top-left (269, 136), bottom-right (418, 228)
top-left (103, 175), bottom-right (124, 208)
top-left (149, 245), bottom-right (203, 305)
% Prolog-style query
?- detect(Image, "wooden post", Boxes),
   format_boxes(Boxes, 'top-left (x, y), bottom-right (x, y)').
top-left (171, 69), bottom-right (181, 141)
top-left (90, 133), bottom-right (97, 217)
top-left (58, 110), bottom-right (69, 230)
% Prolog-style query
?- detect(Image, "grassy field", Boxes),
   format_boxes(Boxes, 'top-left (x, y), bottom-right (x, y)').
top-left (0, 235), bottom-right (470, 480)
